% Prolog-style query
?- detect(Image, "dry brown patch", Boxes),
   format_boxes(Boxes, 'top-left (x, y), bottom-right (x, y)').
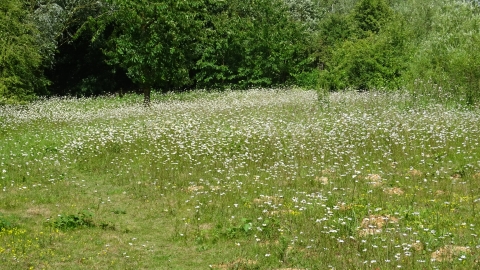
top-left (253, 195), bottom-right (283, 205)
top-left (366, 174), bottom-right (382, 181)
top-left (365, 174), bottom-right (383, 187)
top-left (273, 268), bottom-right (307, 270)
top-left (435, 190), bottom-right (445, 196)
top-left (210, 259), bottom-right (257, 269)
top-left (186, 185), bottom-right (204, 193)
top-left (358, 228), bottom-right (383, 237)
top-left (411, 241), bottom-right (424, 251)
top-left (473, 172), bottom-right (480, 179)
top-left (26, 206), bottom-right (51, 217)
top-left (199, 223), bottom-right (213, 230)
top-left (361, 215), bottom-right (399, 228)
top-left (268, 210), bottom-right (297, 216)
top-left (451, 173), bottom-right (462, 179)
top-left (315, 176), bottom-right (329, 185)
top-left (337, 202), bottom-right (352, 211)
top-left (384, 187), bottom-right (404, 195)
top-left (321, 169), bottom-right (334, 175)
top-left (431, 245), bottom-right (470, 262)
top-left (358, 215), bottom-right (399, 237)
top-left (409, 169), bottom-right (422, 177)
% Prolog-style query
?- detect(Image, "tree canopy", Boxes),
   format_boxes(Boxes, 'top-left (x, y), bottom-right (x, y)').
top-left (2, 0), bottom-right (480, 106)
top-left (0, 0), bottom-right (44, 104)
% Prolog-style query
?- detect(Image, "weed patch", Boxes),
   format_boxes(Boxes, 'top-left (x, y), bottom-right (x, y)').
top-left (51, 210), bottom-right (95, 230)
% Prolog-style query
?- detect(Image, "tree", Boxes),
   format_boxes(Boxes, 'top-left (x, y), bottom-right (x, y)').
top-left (402, 0), bottom-right (480, 105)
top-left (195, 0), bottom-right (313, 89)
top-left (0, 0), bottom-right (45, 104)
top-left (96, 0), bottom-right (206, 105)
top-left (319, 0), bottom-right (408, 91)
top-left (29, 0), bottom-right (105, 66)
top-left (30, 0), bottom-right (117, 96)
top-left (353, 0), bottom-right (393, 34)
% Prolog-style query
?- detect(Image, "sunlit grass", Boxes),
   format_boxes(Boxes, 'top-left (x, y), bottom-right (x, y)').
top-left (1, 88), bottom-right (479, 269)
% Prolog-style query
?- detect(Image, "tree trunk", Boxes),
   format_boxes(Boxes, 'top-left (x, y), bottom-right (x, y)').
top-left (143, 86), bottom-right (151, 106)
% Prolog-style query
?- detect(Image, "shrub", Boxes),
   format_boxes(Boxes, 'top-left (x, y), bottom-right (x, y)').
top-left (52, 210), bottom-right (95, 230)
top-left (320, 18), bottom-right (409, 91)
top-left (403, 1), bottom-right (480, 105)
top-left (0, 0), bottom-right (45, 104)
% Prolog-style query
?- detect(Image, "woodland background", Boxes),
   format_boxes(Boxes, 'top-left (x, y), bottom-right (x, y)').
top-left (1, 0), bottom-right (480, 105)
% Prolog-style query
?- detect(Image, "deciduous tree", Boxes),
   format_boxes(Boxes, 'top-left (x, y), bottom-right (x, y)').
top-left (0, 0), bottom-right (44, 104)
top-left (98, 0), bottom-right (206, 105)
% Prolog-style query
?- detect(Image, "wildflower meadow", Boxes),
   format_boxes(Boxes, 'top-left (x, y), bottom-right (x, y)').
top-left (1, 89), bottom-right (480, 269)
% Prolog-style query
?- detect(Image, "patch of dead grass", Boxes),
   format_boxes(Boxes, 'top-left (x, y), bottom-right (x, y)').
top-left (411, 241), bottom-right (424, 251)
top-left (315, 176), bottom-right (329, 185)
top-left (253, 195), bottom-right (283, 205)
top-left (365, 174), bottom-right (382, 187)
top-left (186, 185), bottom-right (204, 193)
top-left (409, 169), bottom-right (422, 177)
top-left (358, 215), bottom-right (399, 237)
top-left (210, 258), bottom-right (257, 269)
top-left (268, 210), bottom-right (298, 216)
top-left (431, 245), bottom-right (470, 262)
top-left (383, 187), bottom-right (404, 195)
top-left (26, 206), bottom-right (51, 217)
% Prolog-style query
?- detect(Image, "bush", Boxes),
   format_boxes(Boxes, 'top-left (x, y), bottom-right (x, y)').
top-left (0, 213), bottom-right (14, 230)
top-left (353, 0), bottom-right (393, 34)
top-left (52, 210), bottom-right (95, 230)
top-left (0, 0), bottom-right (45, 104)
top-left (403, 1), bottom-right (480, 105)
top-left (195, 0), bottom-right (313, 89)
top-left (320, 16), bottom-right (409, 91)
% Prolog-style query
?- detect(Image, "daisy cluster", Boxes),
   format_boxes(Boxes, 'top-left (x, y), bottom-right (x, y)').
top-left (1, 89), bottom-right (479, 268)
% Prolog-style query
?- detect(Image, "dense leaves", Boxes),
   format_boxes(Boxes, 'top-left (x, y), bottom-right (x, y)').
top-left (195, 0), bottom-right (313, 89)
top-left (402, 0), bottom-right (480, 105)
top-left (0, 0), bottom-right (45, 104)
top-left (2, 0), bottom-right (480, 105)
top-left (95, 0), bottom-right (207, 103)
top-left (353, 0), bottom-right (392, 34)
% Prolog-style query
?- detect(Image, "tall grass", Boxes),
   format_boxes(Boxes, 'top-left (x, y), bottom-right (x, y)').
top-left (1, 89), bottom-right (479, 269)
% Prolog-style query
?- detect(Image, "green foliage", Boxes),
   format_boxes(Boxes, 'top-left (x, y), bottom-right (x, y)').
top-left (46, 25), bottom-right (133, 97)
top-left (283, 0), bottom-right (324, 31)
top-left (319, 0), bottom-right (408, 91)
top-left (222, 217), bottom-right (280, 240)
top-left (1, 0), bottom-right (479, 106)
top-left (29, 0), bottom-right (104, 67)
top-left (32, 0), bottom-right (125, 96)
top-left (0, 213), bottom-right (14, 230)
top-left (52, 210), bottom-right (95, 230)
top-left (353, 0), bottom-right (393, 34)
top-left (0, 0), bottom-right (45, 103)
top-left (402, 0), bottom-right (480, 105)
top-left (319, 13), bottom-right (356, 48)
top-left (195, 0), bottom-right (314, 89)
top-left (293, 69), bottom-right (322, 90)
top-left (101, 0), bottom-right (205, 91)
top-left (223, 218), bottom-right (254, 239)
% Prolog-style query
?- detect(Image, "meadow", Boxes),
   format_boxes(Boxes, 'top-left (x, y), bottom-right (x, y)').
top-left (1, 89), bottom-right (480, 269)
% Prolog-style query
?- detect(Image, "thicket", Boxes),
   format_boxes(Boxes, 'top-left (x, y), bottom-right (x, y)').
top-left (0, 0), bottom-right (45, 104)
top-left (1, 0), bottom-right (480, 105)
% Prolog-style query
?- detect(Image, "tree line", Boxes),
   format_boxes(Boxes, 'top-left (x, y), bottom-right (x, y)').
top-left (1, 0), bottom-right (480, 105)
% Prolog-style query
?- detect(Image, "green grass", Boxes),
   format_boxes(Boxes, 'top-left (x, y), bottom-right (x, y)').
top-left (1, 89), bottom-right (480, 269)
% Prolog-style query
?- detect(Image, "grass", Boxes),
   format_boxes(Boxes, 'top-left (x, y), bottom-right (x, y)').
top-left (1, 88), bottom-right (480, 269)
